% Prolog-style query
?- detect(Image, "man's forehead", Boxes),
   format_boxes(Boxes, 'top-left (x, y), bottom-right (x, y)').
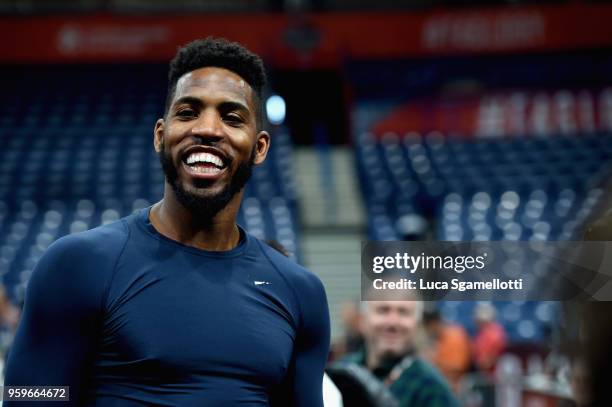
top-left (174, 67), bottom-right (252, 102)
top-left (368, 301), bottom-right (417, 311)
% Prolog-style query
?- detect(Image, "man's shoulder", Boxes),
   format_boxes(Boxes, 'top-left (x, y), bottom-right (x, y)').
top-left (409, 357), bottom-right (447, 380)
top-left (338, 349), bottom-right (366, 365)
top-left (385, 357), bottom-right (457, 406)
top-left (26, 218), bottom-right (132, 308)
top-left (398, 357), bottom-right (455, 394)
top-left (53, 217), bottom-right (129, 250)
top-left (254, 238), bottom-right (325, 295)
top-left (45, 218), bottom-right (130, 266)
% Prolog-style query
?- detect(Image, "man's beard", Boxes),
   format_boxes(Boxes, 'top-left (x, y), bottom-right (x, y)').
top-left (159, 141), bottom-right (255, 223)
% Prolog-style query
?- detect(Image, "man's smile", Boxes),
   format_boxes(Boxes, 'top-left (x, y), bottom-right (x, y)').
top-left (181, 160), bottom-right (228, 180)
top-left (180, 147), bottom-right (230, 181)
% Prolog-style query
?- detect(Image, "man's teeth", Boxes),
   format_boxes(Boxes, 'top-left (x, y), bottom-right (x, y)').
top-left (185, 152), bottom-right (225, 168)
top-left (190, 165), bottom-right (222, 174)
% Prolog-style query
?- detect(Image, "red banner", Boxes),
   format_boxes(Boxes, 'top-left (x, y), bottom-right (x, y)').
top-left (1, 4), bottom-right (611, 66)
top-left (373, 88), bottom-right (612, 137)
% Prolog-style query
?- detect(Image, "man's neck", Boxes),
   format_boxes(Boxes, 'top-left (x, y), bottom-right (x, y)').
top-left (367, 352), bottom-right (388, 371)
top-left (366, 349), bottom-right (411, 372)
top-left (149, 187), bottom-right (242, 251)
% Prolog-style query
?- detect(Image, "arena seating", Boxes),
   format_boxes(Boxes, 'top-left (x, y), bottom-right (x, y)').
top-left (355, 130), bottom-right (612, 341)
top-left (436, 300), bottom-right (558, 342)
top-left (0, 65), bottom-right (300, 304)
top-left (356, 131), bottom-right (612, 242)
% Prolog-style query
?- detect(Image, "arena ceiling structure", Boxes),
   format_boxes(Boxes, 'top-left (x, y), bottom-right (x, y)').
top-left (1, 0), bottom-right (610, 14)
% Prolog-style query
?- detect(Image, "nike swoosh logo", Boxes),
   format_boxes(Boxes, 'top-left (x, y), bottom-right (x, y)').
top-left (254, 281), bottom-right (271, 286)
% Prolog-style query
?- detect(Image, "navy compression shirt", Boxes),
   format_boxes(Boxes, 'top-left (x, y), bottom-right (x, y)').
top-left (5, 208), bottom-right (330, 406)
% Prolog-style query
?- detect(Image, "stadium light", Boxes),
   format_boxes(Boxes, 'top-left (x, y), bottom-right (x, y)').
top-left (266, 95), bottom-right (286, 125)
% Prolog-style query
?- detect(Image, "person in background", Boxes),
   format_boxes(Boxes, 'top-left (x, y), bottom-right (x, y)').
top-left (332, 299), bottom-right (364, 359)
top-left (0, 285), bottom-right (20, 363)
top-left (569, 355), bottom-right (592, 407)
top-left (0, 285), bottom-right (19, 333)
top-left (472, 302), bottom-right (507, 375)
top-left (338, 300), bottom-right (458, 407)
top-left (422, 308), bottom-right (471, 392)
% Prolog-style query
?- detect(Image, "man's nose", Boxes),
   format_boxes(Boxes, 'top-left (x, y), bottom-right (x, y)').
top-left (384, 311), bottom-right (401, 328)
top-left (191, 110), bottom-right (223, 140)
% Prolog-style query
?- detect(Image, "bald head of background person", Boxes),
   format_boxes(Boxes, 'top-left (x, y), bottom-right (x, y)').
top-left (337, 298), bottom-right (457, 407)
top-left (360, 300), bottom-right (422, 371)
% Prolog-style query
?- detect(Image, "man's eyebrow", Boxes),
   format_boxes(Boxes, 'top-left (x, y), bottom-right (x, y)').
top-left (172, 97), bottom-right (250, 115)
top-left (219, 101), bottom-right (250, 114)
top-left (172, 96), bottom-right (203, 109)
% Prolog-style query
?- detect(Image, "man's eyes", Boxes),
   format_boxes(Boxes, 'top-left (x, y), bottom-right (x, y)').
top-left (223, 113), bottom-right (245, 125)
top-left (375, 307), bottom-right (412, 316)
top-left (176, 109), bottom-right (196, 118)
top-left (174, 109), bottom-right (244, 125)
top-left (398, 309), bottom-right (411, 316)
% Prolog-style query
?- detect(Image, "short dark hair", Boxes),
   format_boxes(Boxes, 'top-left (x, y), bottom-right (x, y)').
top-left (165, 37), bottom-right (267, 128)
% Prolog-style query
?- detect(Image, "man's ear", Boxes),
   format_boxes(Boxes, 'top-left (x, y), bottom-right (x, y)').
top-left (253, 131), bottom-right (271, 165)
top-left (154, 118), bottom-right (165, 153)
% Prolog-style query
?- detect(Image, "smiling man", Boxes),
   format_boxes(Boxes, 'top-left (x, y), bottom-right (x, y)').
top-left (5, 38), bottom-right (330, 406)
